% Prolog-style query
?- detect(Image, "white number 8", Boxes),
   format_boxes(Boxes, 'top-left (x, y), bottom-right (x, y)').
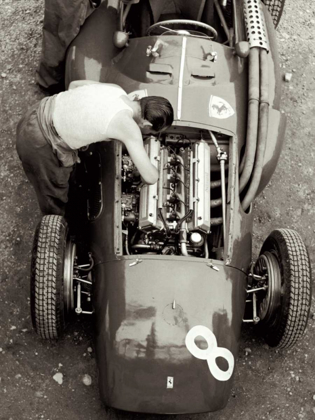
top-left (185, 325), bottom-right (235, 382)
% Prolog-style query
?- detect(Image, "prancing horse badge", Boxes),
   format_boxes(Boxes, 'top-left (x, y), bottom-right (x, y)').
top-left (209, 96), bottom-right (235, 119)
top-left (167, 376), bottom-right (174, 389)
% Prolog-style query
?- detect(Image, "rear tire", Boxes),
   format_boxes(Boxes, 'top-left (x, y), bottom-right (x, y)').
top-left (255, 229), bottom-right (312, 349)
top-left (262, 0), bottom-right (286, 28)
top-left (31, 215), bottom-right (72, 339)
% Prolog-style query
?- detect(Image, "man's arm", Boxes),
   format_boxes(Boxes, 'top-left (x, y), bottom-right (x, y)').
top-left (124, 135), bottom-right (159, 185)
top-left (107, 111), bottom-right (159, 185)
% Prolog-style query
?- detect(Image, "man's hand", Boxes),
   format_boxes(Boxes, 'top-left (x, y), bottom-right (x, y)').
top-left (107, 111), bottom-right (159, 185)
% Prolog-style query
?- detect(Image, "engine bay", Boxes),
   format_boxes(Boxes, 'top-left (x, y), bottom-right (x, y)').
top-left (120, 131), bottom-right (230, 259)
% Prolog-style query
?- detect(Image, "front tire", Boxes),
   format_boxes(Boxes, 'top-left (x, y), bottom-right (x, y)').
top-left (255, 229), bottom-right (312, 349)
top-left (31, 215), bottom-right (74, 339)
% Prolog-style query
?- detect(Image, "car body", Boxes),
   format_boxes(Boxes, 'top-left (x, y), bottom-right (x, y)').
top-left (30, 0), bottom-right (311, 415)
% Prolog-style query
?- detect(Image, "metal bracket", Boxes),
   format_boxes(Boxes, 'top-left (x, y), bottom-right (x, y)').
top-left (243, 291), bottom-right (261, 324)
top-left (246, 285), bottom-right (268, 293)
top-left (207, 261), bottom-right (220, 271)
top-left (73, 255), bottom-right (94, 316)
top-left (248, 272), bottom-right (267, 281)
top-left (129, 258), bottom-right (143, 267)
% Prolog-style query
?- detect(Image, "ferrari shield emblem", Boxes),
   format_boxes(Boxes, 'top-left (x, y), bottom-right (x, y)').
top-left (209, 96), bottom-right (235, 119)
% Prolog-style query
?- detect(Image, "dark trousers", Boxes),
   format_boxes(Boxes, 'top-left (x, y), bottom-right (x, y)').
top-left (36, 0), bottom-right (97, 92)
top-left (16, 102), bottom-right (74, 216)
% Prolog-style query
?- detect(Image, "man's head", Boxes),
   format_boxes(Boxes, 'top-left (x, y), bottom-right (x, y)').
top-left (138, 96), bottom-right (174, 134)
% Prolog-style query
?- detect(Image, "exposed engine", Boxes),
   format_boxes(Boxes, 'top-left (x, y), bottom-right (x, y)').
top-left (121, 134), bottom-right (228, 258)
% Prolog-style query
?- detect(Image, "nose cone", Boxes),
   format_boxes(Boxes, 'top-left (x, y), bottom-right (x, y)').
top-left (94, 256), bottom-right (247, 414)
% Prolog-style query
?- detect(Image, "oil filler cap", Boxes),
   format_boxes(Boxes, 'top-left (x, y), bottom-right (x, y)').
top-left (163, 303), bottom-right (185, 326)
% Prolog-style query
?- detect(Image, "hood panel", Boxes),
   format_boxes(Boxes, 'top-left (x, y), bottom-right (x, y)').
top-left (94, 257), bottom-right (246, 413)
top-left (110, 36), bottom-right (247, 138)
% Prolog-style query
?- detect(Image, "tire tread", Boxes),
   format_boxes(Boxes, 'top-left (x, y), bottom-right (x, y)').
top-left (30, 215), bottom-right (67, 340)
top-left (262, 0), bottom-right (286, 27)
top-left (261, 228), bottom-right (312, 349)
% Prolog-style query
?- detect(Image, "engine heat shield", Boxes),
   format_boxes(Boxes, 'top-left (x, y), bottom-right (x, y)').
top-left (139, 137), bottom-right (161, 230)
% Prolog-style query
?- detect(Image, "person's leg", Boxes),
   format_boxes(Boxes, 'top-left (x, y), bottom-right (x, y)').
top-left (36, 0), bottom-right (97, 92)
top-left (177, 0), bottom-right (207, 21)
top-left (148, 0), bottom-right (169, 23)
top-left (127, 0), bottom-right (154, 37)
top-left (20, 156), bottom-right (73, 216)
top-left (16, 103), bottom-right (73, 216)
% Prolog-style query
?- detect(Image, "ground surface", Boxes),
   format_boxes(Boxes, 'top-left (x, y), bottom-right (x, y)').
top-left (1, 1), bottom-right (315, 419)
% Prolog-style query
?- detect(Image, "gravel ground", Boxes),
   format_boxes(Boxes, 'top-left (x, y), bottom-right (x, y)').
top-left (0, 1), bottom-right (315, 419)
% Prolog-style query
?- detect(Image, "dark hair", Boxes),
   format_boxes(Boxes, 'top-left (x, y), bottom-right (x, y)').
top-left (140, 96), bottom-right (174, 132)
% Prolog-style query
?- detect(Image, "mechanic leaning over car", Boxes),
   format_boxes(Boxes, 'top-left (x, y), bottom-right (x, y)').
top-left (16, 80), bottom-right (174, 216)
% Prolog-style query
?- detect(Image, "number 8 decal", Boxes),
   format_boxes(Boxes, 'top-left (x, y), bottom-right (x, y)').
top-left (185, 325), bottom-right (235, 381)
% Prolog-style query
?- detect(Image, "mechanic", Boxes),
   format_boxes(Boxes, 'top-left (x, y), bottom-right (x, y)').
top-left (37, 0), bottom-right (214, 92)
top-left (16, 81), bottom-right (174, 216)
top-left (37, 0), bottom-right (101, 93)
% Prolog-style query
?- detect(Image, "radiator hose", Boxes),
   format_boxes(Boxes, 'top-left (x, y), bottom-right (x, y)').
top-left (239, 47), bottom-right (260, 192)
top-left (241, 49), bottom-right (269, 211)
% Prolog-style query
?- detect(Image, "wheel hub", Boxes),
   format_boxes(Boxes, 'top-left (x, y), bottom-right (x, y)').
top-left (255, 251), bottom-right (281, 325)
top-left (63, 240), bottom-right (76, 315)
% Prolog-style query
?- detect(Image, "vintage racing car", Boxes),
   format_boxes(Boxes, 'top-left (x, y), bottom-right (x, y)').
top-left (30, 0), bottom-right (312, 415)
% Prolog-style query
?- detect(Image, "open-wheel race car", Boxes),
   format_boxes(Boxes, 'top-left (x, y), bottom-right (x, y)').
top-left (30, 0), bottom-right (312, 415)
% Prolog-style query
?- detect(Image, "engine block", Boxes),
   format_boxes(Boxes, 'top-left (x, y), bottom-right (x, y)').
top-left (138, 138), bottom-right (211, 233)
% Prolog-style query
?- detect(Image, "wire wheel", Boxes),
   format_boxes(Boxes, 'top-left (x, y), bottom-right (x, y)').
top-left (254, 229), bottom-right (312, 349)
top-left (31, 215), bottom-right (75, 339)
